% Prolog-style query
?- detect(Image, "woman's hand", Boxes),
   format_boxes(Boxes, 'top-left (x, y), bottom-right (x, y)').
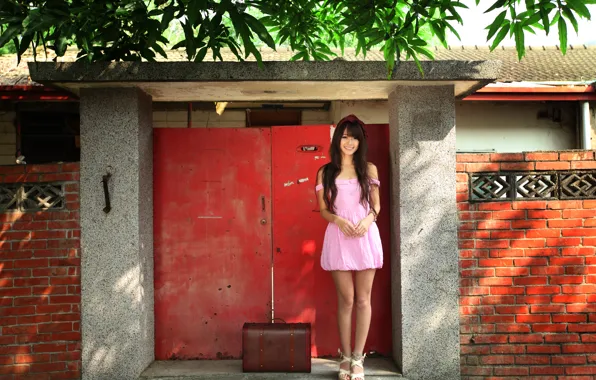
top-left (354, 214), bottom-right (374, 237)
top-left (335, 217), bottom-right (357, 237)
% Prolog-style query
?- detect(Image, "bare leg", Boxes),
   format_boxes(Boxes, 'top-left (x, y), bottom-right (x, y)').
top-left (352, 269), bottom-right (376, 377)
top-left (331, 270), bottom-right (354, 376)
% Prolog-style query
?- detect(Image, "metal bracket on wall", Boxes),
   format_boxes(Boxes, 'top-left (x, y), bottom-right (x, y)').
top-left (102, 172), bottom-right (112, 213)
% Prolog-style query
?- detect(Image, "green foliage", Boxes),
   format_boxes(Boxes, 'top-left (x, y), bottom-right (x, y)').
top-left (0, 0), bottom-right (592, 74)
top-left (0, 39), bottom-right (16, 55)
top-left (480, 0), bottom-right (594, 59)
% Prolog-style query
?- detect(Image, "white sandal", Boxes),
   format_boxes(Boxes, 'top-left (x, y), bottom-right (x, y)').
top-left (350, 352), bottom-right (366, 380)
top-left (337, 349), bottom-right (351, 380)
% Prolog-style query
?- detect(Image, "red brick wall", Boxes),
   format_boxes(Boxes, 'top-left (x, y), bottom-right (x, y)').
top-left (458, 151), bottom-right (596, 379)
top-left (0, 163), bottom-right (81, 380)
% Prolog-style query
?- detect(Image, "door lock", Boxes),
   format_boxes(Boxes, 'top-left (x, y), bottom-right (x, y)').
top-left (260, 218), bottom-right (267, 225)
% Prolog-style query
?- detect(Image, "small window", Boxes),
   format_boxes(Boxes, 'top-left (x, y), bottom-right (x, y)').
top-left (246, 109), bottom-right (301, 127)
top-left (18, 104), bottom-right (80, 164)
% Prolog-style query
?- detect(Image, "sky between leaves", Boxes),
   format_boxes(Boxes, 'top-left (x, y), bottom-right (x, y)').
top-left (450, 0), bottom-right (596, 46)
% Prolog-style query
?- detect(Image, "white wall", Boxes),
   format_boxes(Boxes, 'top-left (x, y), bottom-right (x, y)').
top-left (455, 101), bottom-right (576, 152)
top-left (301, 110), bottom-right (332, 125)
top-left (590, 101), bottom-right (596, 148)
top-left (329, 100), bottom-right (577, 152)
top-left (0, 111), bottom-right (16, 165)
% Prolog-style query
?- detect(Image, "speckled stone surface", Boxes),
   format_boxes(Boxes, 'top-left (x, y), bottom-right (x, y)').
top-left (79, 88), bottom-right (154, 380)
top-left (28, 60), bottom-right (500, 82)
top-left (389, 86), bottom-right (460, 380)
top-left (139, 358), bottom-right (402, 379)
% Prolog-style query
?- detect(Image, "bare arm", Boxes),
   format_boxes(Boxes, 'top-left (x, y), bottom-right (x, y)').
top-left (354, 163), bottom-right (380, 236)
top-left (316, 167), bottom-right (338, 224)
top-left (368, 163), bottom-right (381, 217)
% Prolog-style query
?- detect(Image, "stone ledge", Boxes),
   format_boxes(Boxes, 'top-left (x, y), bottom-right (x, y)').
top-left (139, 358), bottom-right (402, 380)
top-left (28, 60), bottom-right (500, 83)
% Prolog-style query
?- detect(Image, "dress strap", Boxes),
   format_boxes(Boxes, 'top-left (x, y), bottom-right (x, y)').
top-left (315, 184), bottom-right (324, 192)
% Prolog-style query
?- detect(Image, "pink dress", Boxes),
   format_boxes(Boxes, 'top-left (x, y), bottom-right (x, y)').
top-left (315, 178), bottom-right (383, 271)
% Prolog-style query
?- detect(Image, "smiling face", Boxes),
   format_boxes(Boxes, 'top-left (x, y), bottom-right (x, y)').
top-left (340, 131), bottom-right (360, 157)
top-left (329, 119), bottom-right (367, 165)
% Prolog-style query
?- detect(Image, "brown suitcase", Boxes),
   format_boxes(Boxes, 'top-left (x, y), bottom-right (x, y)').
top-left (242, 322), bottom-right (311, 372)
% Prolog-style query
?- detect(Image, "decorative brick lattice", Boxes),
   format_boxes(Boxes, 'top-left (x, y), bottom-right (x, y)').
top-left (560, 172), bottom-right (596, 199)
top-left (470, 171), bottom-right (596, 201)
top-left (0, 184), bottom-right (19, 211)
top-left (0, 183), bottom-right (64, 212)
top-left (515, 173), bottom-right (558, 199)
top-left (470, 173), bottom-right (511, 201)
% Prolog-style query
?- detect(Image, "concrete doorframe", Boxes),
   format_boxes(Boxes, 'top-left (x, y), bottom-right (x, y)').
top-left (30, 59), bottom-right (500, 380)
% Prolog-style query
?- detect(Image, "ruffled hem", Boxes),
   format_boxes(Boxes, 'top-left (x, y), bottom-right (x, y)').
top-left (320, 221), bottom-right (383, 271)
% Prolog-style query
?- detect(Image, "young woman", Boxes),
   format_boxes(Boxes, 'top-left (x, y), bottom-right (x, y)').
top-left (314, 114), bottom-right (382, 380)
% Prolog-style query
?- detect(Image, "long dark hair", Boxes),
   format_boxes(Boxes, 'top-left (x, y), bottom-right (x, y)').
top-left (319, 115), bottom-right (370, 213)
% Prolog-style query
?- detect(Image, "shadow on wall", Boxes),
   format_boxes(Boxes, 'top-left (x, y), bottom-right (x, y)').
top-left (79, 160), bottom-right (153, 378)
top-left (0, 174), bottom-right (81, 378)
top-left (458, 190), bottom-right (596, 377)
top-left (83, 258), bottom-right (154, 379)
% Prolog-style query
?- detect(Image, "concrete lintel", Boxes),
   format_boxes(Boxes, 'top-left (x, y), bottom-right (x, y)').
top-left (27, 60), bottom-right (500, 101)
top-left (28, 60), bottom-right (500, 82)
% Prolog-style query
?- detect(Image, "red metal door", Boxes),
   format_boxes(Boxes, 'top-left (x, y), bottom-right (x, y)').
top-left (271, 124), bottom-right (392, 357)
top-left (154, 128), bottom-right (272, 360)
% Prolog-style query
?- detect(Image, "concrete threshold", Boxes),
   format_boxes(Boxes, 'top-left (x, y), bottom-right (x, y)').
top-left (140, 358), bottom-right (403, 380)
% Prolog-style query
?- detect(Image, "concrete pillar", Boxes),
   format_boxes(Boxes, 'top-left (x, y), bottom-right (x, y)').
top-left (389, 85), bottom-right (460, 379)
top-left (79, 88), bottom-right (154, 380)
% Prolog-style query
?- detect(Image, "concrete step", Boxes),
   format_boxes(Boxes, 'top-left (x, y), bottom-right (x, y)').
top-left (140, 358), bottom-right (403, 380)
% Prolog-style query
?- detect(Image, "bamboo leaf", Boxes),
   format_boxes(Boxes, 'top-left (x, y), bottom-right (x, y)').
top-left (486, 10), bottom-right (507, 40)
top-left (514, 22), bottom-right (525, 60)
top-left (562, 6), bottom-right (579, 33)
top-left (490, 22), bottom-right (510, 51)
top-left (558, 16), bottom-right (567, 54)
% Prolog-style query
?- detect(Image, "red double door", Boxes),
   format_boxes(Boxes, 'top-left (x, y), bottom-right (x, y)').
top-left (153, 125), bottom-right (391, 360)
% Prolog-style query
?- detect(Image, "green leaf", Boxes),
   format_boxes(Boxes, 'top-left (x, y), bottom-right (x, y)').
top-left (18, 32), bottom-right (34, 57)
top-left (0, 24), bottom-right (22, 49)
top-left (567, 0), bottom-right (591, 19)
top-left (514, 22), bottom-right (525, 60)
top-left (244, 14), bottom-right (276, 49)
top-left (490, 22), bottom-right (510, 51)
top-left (562, 6), bottom-right (579, 33)
top-left (187, 0), bottom-right (203, 27)
top-left (171, 40), bottom-right (186, 50)
top-left (54, 33), bottom-right (68, 56)
top-left (484, 0), bottom-right (508, 14)
top-left (445, 21), bottom-right (461, 40)
top-left (148, 9), bottom-right (163, 17)
top-left (523, 11), bottom-right (542, 27)
top-left (181, 20), bottom-right (196, 59)
top-left (160, 5), bottom-right (176, 30)
top-left (558, 16), bottom-right (567, 54)
top-left (383, 38), bottom-right (395, 72)
top-left (290, 50), bottom-right (307, 61)
top-left (412, 45), bottom-right (434, 60)
top-left (486, 10), bottom-right (507, 40)
top-left (194, 46), bottom-right (207, 62)
top-left (153, 42), bottom-right (168, 59)
top-left (405, 46), bottom-right (423, 77)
